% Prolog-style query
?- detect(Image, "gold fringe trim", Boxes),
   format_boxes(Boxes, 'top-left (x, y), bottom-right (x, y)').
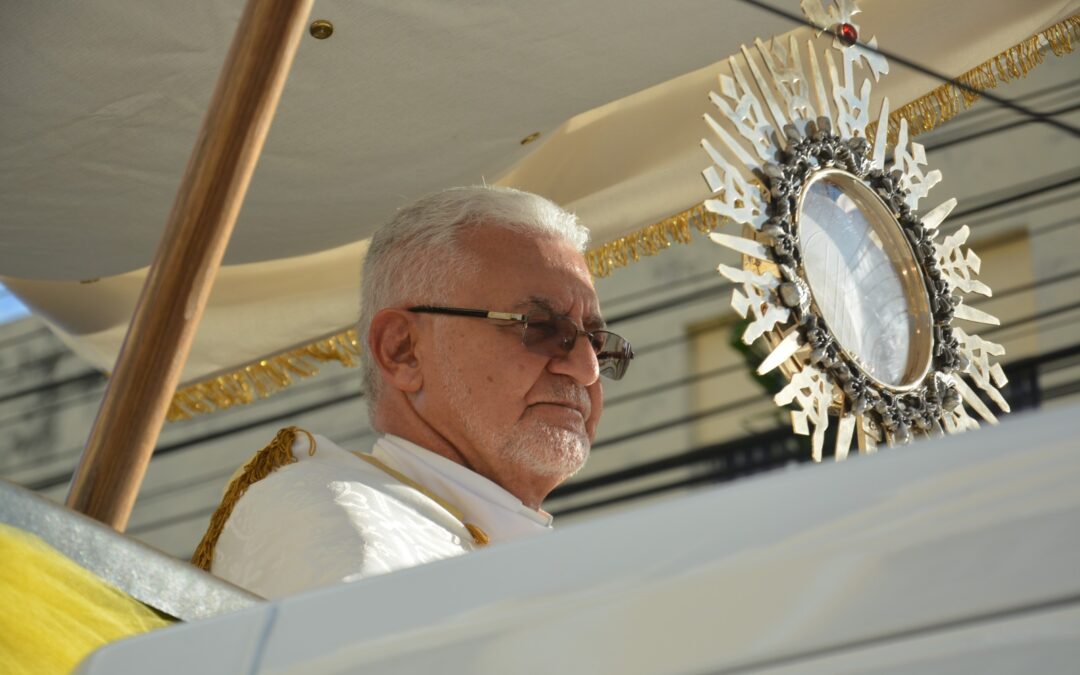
top-left (190, 427), bottom-right (315, 571)
top-left (166, 330), bottom-right (362, 421)
top-left (586, 204), bottom-right (723, 278)
top-left (870, 14), bottom-right (1080, 141)
top-left (165, 16), bottom-right (1079, 416)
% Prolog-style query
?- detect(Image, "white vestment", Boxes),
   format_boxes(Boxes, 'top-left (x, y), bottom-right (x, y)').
top-left (211, 433), bottom-right (553, 598)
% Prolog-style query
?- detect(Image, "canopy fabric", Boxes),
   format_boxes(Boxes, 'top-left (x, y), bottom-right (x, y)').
top-left (2, 0), bottom-right (1078, 418)
top-left (1, 0), bottom-right (796, 281)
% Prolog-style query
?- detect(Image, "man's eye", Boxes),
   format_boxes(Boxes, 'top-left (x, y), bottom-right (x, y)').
top-left (526, 320), bottom-right (559, 339)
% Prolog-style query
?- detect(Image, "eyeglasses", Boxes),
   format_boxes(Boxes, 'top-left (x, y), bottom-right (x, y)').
top-left (408, 305), bottom-right (634, 380)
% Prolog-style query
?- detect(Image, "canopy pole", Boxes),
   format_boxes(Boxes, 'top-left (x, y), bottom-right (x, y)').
top-left (66, 0), bottom-right (314, 530)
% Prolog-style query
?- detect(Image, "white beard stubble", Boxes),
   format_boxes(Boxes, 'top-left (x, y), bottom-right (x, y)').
top-left (440, 363), bottom-right (590, 481)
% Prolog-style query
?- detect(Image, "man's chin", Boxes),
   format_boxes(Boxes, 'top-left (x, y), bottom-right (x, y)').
top-left (504, 426), bottom-right (589, 480)
top-left (533, 428), bottom-right (590, 478)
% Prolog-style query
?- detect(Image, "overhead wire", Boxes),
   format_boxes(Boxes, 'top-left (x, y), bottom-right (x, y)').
top-left (600, 270), bottom-right (721, 310)
top-left (926, 102), bottom-right (1080, 152)
top-left (0, 325), bottom-right (49, 351)
top-left (736, 0), bottom-right (1080, 138)
top-left (950, 169), bottom-right (1080, 222)
top-left (0, 368), bottom-right (362, 476)
top-left (21, 383), bottom-right (364, 491)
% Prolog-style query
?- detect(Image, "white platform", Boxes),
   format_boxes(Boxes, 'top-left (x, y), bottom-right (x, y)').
top-left (77, 404), bottom-right (1080, 674)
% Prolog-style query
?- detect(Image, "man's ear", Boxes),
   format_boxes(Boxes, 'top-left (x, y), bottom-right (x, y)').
top-left (367, 308), bottom-right (424, 393)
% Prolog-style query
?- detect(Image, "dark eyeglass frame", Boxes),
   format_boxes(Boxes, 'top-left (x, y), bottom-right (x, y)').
top-left (408, 305), bottom-right (634, 380)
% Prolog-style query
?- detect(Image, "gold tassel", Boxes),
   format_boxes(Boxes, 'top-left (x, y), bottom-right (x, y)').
top-left (465, 523), bottom-right (490, 547)
top-left (190, 427), bottom-right (316, 571)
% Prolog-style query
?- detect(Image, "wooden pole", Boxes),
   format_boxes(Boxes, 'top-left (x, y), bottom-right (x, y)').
top-left (67, 0), bottom-right (314, 530)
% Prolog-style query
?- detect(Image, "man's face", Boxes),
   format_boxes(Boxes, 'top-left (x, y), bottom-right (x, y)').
top-left (414, 225), bottom-right (604, 490)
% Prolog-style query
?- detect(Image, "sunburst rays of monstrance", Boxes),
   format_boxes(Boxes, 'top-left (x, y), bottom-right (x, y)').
top-left (700, 0), bottom-right (1009, 461)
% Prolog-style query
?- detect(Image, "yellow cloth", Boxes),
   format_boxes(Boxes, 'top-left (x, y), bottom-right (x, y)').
top-left (0, 523), bottom-right (174, 675)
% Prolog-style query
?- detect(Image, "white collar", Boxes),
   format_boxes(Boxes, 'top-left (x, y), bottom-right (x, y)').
top-left (370, 435), bottom-right (553, 543)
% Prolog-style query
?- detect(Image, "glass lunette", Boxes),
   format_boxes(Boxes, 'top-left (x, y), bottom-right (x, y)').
top-left (408, 305), bottom-right (634, 380)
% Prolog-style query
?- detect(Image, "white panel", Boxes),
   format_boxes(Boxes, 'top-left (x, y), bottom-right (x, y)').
top-left (78, 404), bottom-right (1080, 675)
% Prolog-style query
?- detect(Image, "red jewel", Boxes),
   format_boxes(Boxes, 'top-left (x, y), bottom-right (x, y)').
top-left (838, 22), bottom-right (858, 46)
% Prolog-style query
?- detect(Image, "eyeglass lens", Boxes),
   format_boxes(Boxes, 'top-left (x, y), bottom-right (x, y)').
top-left (521, 313), bottom-right (632, 380)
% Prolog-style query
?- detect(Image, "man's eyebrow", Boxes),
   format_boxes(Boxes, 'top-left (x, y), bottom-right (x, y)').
top-left (515, 296), bottom-right (556, 314)
top-left (516, 296), bottom-right (606, 329)
top-left (584, 314), bottom-right (607, 331)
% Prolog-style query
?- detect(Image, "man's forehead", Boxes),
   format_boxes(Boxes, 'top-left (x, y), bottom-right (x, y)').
top-left (458, 226), bottom-right (601, 320)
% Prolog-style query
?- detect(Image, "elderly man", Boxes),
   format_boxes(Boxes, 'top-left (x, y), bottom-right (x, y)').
top-left (193, 186), bottom-right (633, 598)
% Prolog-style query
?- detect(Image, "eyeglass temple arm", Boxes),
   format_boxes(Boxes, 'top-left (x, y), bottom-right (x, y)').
top-left (408, 306), bottom-right (526, 321)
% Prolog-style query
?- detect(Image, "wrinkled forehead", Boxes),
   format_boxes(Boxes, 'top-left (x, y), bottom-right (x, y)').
top-left (456, 225), bottom-right (600, 316)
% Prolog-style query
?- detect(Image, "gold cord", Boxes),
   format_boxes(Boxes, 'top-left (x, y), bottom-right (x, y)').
top-left (190, 427), bottom-right (315, 571)
top-left (353, 453), bottom-right (490, 547)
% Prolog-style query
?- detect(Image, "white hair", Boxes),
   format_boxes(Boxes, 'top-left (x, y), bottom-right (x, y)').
top-left (359, 185), bottom-right (590, 415)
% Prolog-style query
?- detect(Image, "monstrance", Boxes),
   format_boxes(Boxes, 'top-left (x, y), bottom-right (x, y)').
top-left (703, 0), bottom-right (1009, 460)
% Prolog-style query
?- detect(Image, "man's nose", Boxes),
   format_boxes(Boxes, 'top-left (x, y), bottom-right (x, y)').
top-left (548, 332), bottom-right (600, 385)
